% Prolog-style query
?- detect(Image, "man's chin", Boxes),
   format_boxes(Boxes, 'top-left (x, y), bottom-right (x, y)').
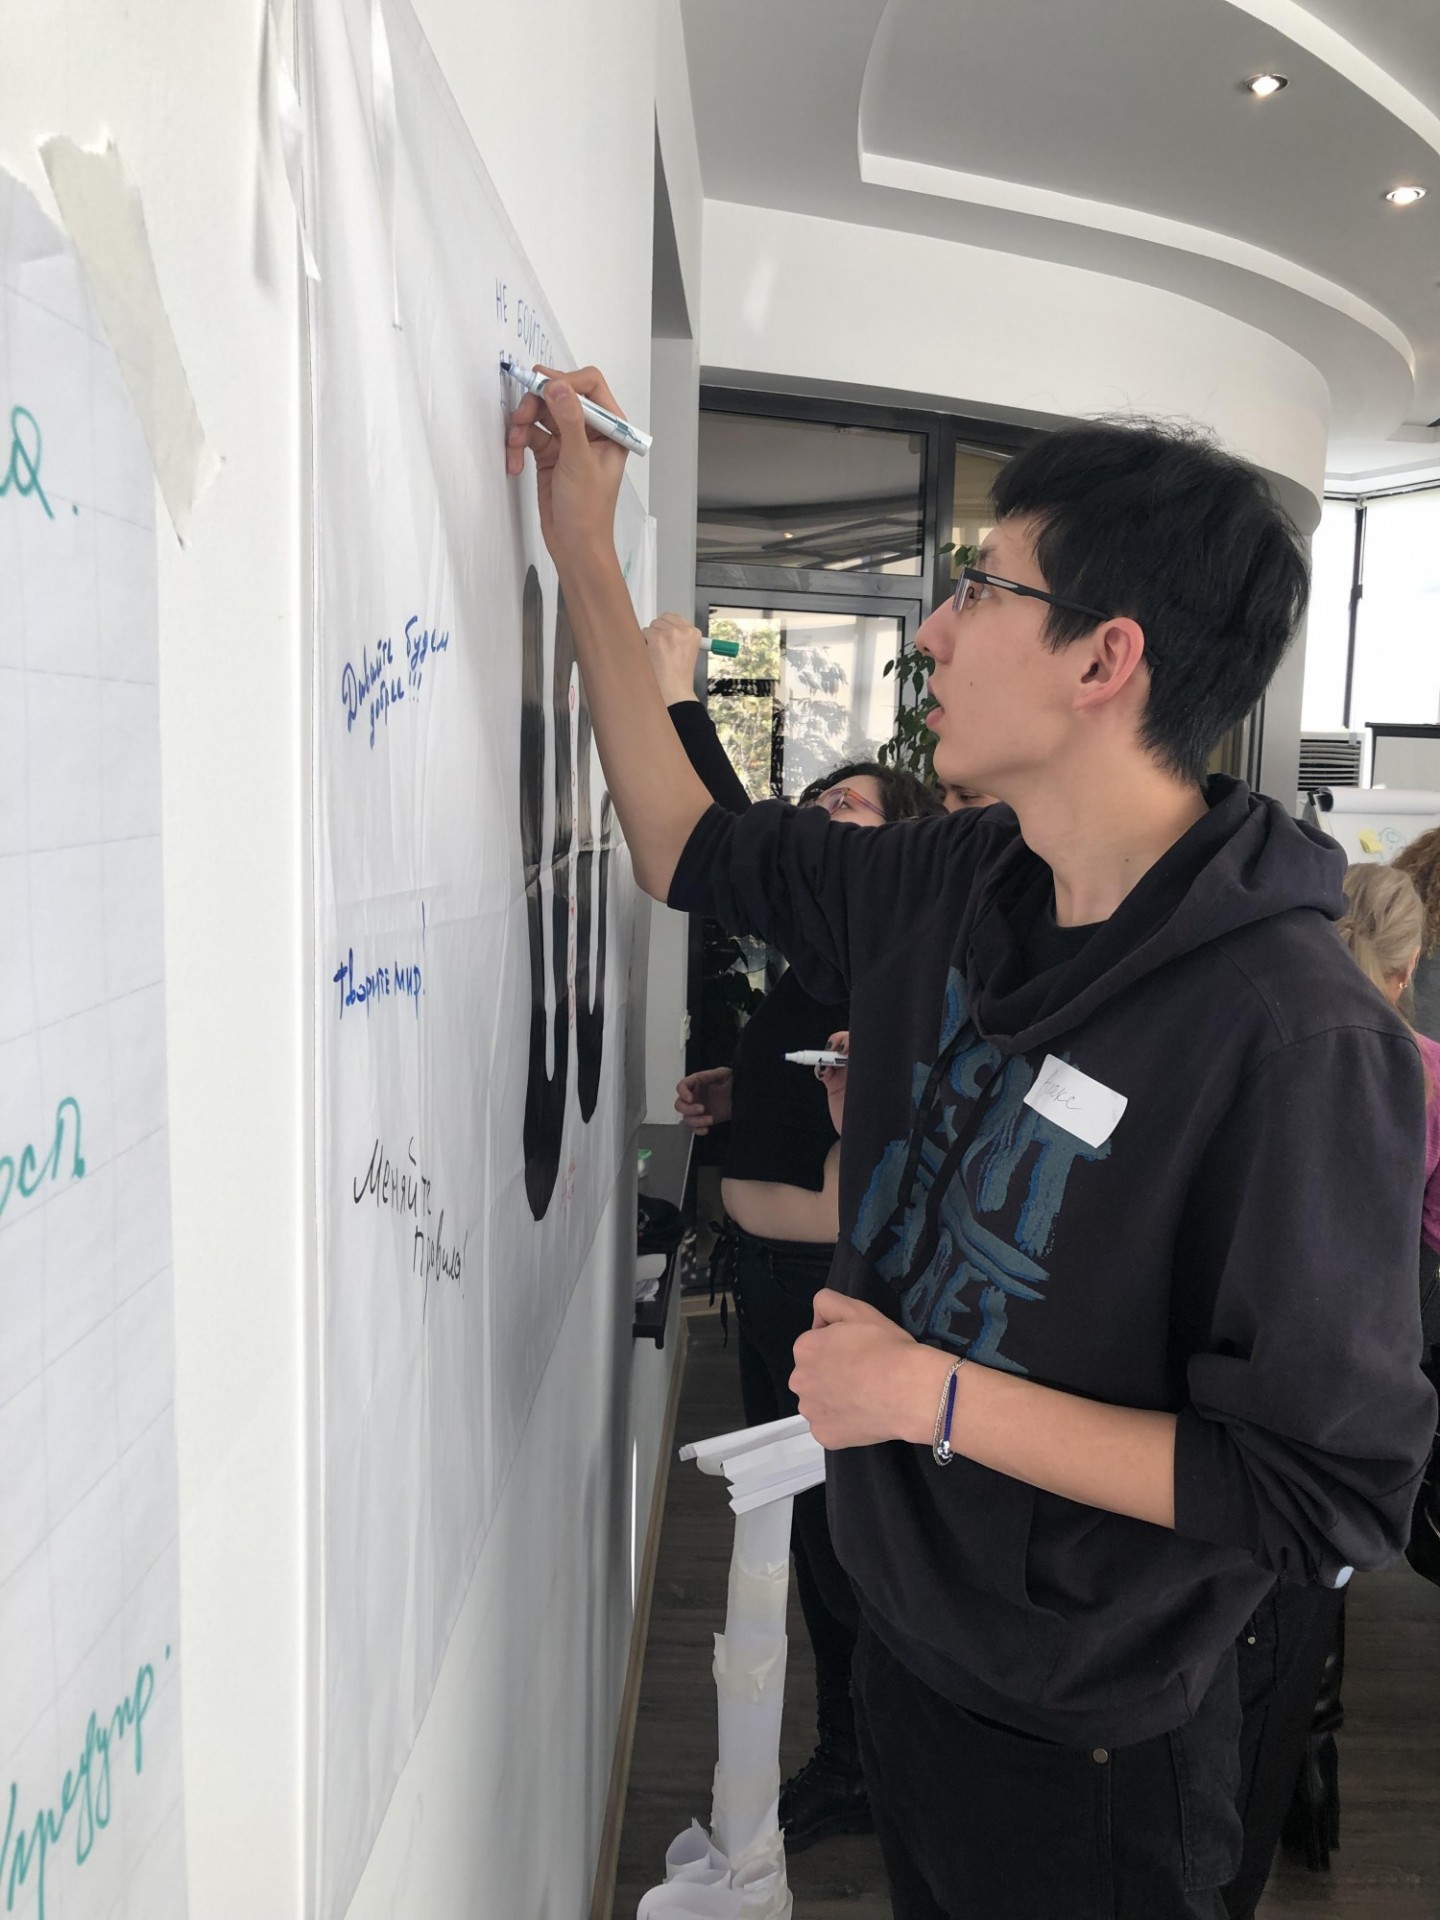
top-left (931, 742), bottom-right (975, 785)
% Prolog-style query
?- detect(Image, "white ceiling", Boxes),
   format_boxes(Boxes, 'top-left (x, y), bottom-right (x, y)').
top-left (680, 0), bottom-right (1440, 489)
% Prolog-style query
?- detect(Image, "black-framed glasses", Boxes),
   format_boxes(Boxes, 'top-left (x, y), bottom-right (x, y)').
top-left (952, 565), bottom-right (1110, 625)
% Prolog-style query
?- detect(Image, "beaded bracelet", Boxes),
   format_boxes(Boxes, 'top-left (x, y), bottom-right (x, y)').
top-left (931, 1357), bottom-right (966, 1466)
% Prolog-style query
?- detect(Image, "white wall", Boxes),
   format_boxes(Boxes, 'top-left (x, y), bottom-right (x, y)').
top-left (2, 4), bottom-right (309, 1913)
top-left (1, 1), bottom-right (698, 1916)
top-left (642, 0), bottom-right (705, 1119)
top-left (700, 200), bottom-right (1331, 514)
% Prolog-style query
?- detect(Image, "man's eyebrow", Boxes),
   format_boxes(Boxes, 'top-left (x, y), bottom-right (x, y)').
top-left (976, 543), bottom-right (996, 566)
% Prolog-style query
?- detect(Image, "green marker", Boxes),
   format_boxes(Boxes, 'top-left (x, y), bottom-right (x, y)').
top-left (701, 635), bottom-right (741, 658)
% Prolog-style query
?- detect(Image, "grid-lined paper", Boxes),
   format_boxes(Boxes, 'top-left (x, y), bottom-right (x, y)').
top-left (0, 169), bottom-right (186, 1920)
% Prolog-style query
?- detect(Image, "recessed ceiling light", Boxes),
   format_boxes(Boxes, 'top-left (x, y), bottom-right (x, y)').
top-left (782, 531), bottom-right (795, 540)
top-left (1246, 73), bottom-right (1288, 96)
top-left (1384, 186), bottom-right (1427, 206)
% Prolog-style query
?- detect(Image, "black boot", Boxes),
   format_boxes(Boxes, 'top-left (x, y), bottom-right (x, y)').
top-left (1281, 1599), bottom-right (1345, 1872)
top-left (780, 1675), bottom-right (873, 1855)
top-left (779, 1731), bottom-right (873, 1853)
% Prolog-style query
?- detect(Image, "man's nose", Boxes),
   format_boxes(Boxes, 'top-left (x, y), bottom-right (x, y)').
top-left (914, 605), bottom-right (949, 662)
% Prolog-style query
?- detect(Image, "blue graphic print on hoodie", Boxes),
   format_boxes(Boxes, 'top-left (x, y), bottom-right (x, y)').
top-left (855, 968), bottom-right (1108, 1370)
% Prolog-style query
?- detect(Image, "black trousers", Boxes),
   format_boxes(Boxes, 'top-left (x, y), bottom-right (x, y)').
top-left (1224, 1581), bottom-right (1345, 1918)
top-left (852, 1620), bottom-right (1244, 1920)
top-left (723, 1224), bottom-right (859, 1739)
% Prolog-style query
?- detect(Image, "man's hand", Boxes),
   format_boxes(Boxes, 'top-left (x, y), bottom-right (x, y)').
top-left (675, 1066), bottom-right (733, 1133)
top-left (793, 1291), bottom-right (1179, 1527)
top-left (505, 366), bottom-right (629, 573)
top-left (501, 364), bottom-right (715, 902)
top-left (790, 1290), bottom-right (952, 1449)
top-left (644, 613), bottom-right (704, 706)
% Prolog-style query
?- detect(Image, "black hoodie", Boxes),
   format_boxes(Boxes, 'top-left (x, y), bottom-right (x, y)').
top-left (669, 777), bottom-right (1437, 1745)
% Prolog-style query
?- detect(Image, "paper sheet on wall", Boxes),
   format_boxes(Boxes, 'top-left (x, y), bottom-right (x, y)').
top-left (0, 170), bottom-right (187, 1919)
top-left (300, 2), bottom-right (649, 1908)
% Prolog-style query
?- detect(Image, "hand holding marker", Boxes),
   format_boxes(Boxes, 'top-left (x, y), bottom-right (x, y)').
top-left (500, 354), bottom-right (653, 457)
top-left (502, 358), bottom-right (740, 655)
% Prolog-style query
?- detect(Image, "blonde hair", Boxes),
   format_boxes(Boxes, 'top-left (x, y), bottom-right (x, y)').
top-left (1392, 824), bottom-right (1440, 957)
top-left (1336, 863), bottom-right (1425, 1000)
top-left (1335, 864), bottom-right (1432, 1100)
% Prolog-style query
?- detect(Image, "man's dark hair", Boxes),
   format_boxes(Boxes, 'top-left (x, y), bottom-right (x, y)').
top-left (990, 421), bottom-right (1310, 784)
top-left (797, 759), bottom-right (945, 821)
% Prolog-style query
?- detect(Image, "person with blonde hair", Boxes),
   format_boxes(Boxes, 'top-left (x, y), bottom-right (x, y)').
top-left (1335, 860), bottom-right (1440, 1317)
top-left (1335, 862), bottom-right (1440, 1595)
top-left (1392, 824), bottom-right (1440, 1041)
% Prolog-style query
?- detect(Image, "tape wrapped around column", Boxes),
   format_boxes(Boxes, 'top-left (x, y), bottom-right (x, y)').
top-left (634, 1419), bottom-right (822, 1920)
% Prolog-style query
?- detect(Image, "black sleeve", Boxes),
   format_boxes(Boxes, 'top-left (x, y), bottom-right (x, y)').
top-left (667, 701), bottom-right (753, 815)
top-left (667, 799), bottom-right (985, 1002)
top-left (1173, 1025), bottom-right (1439, 1583)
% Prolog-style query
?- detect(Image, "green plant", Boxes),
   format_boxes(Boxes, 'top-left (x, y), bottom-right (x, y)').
top-left (707, 616), bottom-right (855, 800)
top-left (878, 543), bottom-right (975, 782)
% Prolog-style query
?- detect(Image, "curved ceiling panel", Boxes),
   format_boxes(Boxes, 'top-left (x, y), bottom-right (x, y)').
top-left (857, 148), bottom-right (1413, 370)
top-left (680, 0), bottom-right (1440, 480)
top-left (1219, 0), bottom-right (1440, 152)
top-left (859, 0), bottom-right (1430, 359)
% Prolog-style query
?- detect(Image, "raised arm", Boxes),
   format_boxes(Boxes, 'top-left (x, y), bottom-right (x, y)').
top-left (505, 369), bottom-right (712, 898)
top-left (644, 614), bottom-right (754, 816)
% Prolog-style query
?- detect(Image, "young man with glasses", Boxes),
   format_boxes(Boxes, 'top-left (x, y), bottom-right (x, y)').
top-left (505, 374), bottom-right (1436, 1920)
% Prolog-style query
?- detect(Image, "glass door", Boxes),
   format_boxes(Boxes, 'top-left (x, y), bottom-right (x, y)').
top-left (699, 596), bottom-right (912, 802)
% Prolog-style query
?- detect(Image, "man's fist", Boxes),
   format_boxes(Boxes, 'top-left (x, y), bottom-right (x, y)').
top-left (791, 1290), bottom-right (949, 1449)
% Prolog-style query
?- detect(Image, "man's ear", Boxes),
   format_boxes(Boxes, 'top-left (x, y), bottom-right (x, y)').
top-left (1074, 617), bottom-right (1147, 712)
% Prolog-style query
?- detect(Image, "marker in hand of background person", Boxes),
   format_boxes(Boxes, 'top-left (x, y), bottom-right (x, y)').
top-left (818, 1031), bottom-right (849, 1136)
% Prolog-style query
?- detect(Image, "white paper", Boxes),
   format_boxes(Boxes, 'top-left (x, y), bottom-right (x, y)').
top-left (0, 168), bottom-right (187, 1920)
top-left (300, 0), bottom-right (649, 1909)
top-left (638, 1427), bottom-right (816, 1918)
top-left (1022, 1053), bottom-right (1128, 1150)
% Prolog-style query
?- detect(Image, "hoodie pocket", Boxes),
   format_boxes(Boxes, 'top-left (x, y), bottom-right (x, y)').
top-left (907, 1464), bottom-right (1069, 1704)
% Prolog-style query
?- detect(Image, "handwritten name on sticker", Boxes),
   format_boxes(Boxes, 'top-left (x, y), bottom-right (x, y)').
top-left (1022, 1055), bottom-right (1128, 1151)
top-left (0, 1649), bottom-right (168, 1919)
top-left (0, 406), bottom-right (54, 521)
top-left (0, 1097), bottom-right (85, 1225)
top-left (339, 616), bottom-right (450, 748)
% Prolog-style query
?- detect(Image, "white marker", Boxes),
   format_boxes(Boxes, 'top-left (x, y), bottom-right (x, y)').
top-left (784, 1050), bottom-right (849, 1069)
top-left (501, 354), bottom-right (652, 458)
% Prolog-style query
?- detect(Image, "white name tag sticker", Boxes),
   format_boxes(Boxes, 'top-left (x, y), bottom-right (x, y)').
top-left (1022, 1054), bottom-right (1127, 1150)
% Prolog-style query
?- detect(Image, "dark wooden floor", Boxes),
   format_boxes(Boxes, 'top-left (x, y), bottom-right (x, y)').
top-left (613, 1306), bottom-right (1440, 1920)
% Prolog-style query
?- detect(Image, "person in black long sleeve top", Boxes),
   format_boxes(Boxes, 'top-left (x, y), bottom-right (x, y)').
top-left (645, 611), bottom-right (944, 1849)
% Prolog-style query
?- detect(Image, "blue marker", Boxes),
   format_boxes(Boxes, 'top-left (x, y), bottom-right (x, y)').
top-left (501, 355), bottom-right (652, 458)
